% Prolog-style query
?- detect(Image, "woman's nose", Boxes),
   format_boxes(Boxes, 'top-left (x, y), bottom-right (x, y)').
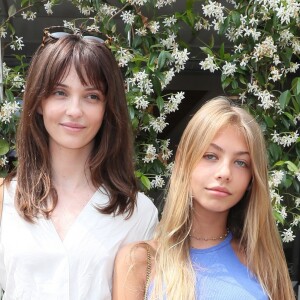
top-left (215, 161), bottom-right (231, 181)
top-left (65, 97), bottom-right (83, 118)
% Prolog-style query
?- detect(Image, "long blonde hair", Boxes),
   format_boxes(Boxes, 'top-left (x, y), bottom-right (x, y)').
top-left (151, 97), bottom-right (295, 300)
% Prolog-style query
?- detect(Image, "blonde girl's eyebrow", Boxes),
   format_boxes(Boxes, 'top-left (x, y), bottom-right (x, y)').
top-left (210, 143), bottom-right (250, 156)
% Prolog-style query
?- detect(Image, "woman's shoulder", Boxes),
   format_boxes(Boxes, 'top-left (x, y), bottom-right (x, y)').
top-left (136, 192), bottom-right (157, 212)
top-left (116, 240), bottom-right (157, 264)
top-left (113, 240), bottom-right (157, 299)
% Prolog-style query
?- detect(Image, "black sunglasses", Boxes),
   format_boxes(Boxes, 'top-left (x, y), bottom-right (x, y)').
top-left (42, 26), bottom-right (107, 46)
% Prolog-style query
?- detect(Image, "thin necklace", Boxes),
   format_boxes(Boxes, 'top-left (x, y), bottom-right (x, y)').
top-left (189, 228), bottom-right (230, 241)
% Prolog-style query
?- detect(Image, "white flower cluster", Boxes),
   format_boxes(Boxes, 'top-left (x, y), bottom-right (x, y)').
top-left (21, 11), bottom-right (37, 21)
top-left (0, 27), bottom-right (7, 38)
top-left (222, 61), bottom-right (237, 77)
top-left (10, 36), bottom-right (24, 51)
top-left (76, 5), bottom-right (95, 16)
top-left (271, 130), bottom-right (299, 147)
top-left (142, 144), bottom-right (157, 163)
top-left (199, 55), bottom-right (219, 73)
top-left (150, 175), bottom-right (165, 188)
top-left (270, 189), bottom-right (283, 205)
top-left (247, 81), bottom-right (277, 110)
top-left (160, 139), bottom-right (173, 160)
top-left (127, 0), bottom-right (148, 5)
top-left (253, 36), bottom-right (277, 61)
top-left (149, 115), bottom-right (168, 133)
top-left (44, 1), bottom-right (53, 15)
top-left (128, 71), bottom-right (154, 95)
top-left (281, 228), bottom-right (296, 243)
top-left (164, 91), bottom-right (185, 114)
top-left (98, 4), bottom-right (118, 17)
top-left (134, 95), bottom-right (149, 110)
top-left (0, 156), bottom-right (8, 167)
top-left (295, 171), bottom-right (300, 182)
top-left (155, 0), bottom-right (176, 9)
top-left (116, 47), bottom-right (134, 67)
top-left (0, 101), bottom-right (21, 124)
top-left (269, 170), bottom-right (285, 187)
top-left (291, 214), bottom-right (300, 227)
top-left (171, 48), bottom-right (190, 73)
top-left (161, 68), bottom-right (175, 89)
top-left (121, 11), bottom-right (135, 25)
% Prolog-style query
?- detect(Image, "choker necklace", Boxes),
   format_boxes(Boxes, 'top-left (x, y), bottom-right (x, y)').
top-left (189, 228), bottom-right (229, 241)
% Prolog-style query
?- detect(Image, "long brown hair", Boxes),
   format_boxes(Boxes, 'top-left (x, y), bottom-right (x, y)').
top-left (8, 34), bottom-right (138, 222)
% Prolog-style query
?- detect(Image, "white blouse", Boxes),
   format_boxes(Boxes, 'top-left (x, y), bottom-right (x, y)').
top-left (0, 181), bottom-right (158, 300)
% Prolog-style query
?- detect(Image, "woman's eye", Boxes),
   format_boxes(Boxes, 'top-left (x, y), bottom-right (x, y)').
top-left (203, 153), bottom-right (217, 160)
top-left (87, 94), bottom-right (100, 100)
top-left (235, 160), bottom-right (248, 168)
top-left (53, 90), bottom-right (66, 97)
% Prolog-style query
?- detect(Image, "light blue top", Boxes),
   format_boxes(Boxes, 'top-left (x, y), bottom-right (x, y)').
top-left (148, 232), bottom-right (268, 299)
top-left (190, 232), bottom-right (268, 299)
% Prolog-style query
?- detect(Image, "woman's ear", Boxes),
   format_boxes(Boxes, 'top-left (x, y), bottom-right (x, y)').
top-left (246, 177), bottom-right (253, 192)
top-left (37, 105), bottom-right (43, 115)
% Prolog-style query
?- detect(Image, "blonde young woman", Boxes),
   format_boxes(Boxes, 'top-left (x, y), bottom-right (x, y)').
top-left (113, 97), bottom-right (295, 300)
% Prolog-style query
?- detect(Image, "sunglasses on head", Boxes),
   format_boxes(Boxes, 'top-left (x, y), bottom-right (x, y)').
top-left (42, 26), bottom-right (107, 46)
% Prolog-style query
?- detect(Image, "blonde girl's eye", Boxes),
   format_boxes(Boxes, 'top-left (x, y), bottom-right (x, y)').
top-left (203, 153), bottom-right (218, 161)
top-left (235, 160), bottom-right (248, 168)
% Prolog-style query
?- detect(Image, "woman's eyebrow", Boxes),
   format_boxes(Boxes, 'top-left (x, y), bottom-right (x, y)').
top-left (210, 143), bottom-right (250, 156)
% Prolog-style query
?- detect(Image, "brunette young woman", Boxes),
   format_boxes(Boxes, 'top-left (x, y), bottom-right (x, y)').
top-left (0, 27), bottom-right (158, 299)
top-left (113, 96), bottom-right (295, 300)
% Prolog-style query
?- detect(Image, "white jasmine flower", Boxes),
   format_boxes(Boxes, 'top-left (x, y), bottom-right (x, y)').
top-left (0, 101), bottom-right (21, 123)
top-left (163, 15), bottom-right (177, 27)
top-left (134, 96), bottom-right (149, 110)
top-left (155, 0), bottom-right (176, 8)
top-left (281, 228), bottom-right (296, 243)
top-left (10, 36), bottom-right (24, 51)
top-left (150, 115), bottom-right (168, 133)
top-left (44, 1), bottom-right (53, 14)
top-left (199, 55), bottom-right (219, 73)
top-left (0, 156), bottom-right (8, 167)
top-left (143, 144), bottom-right (157, 163)
top-left (121, 11), bottom-right (135, 25)
top-left (0, 27), bottom-right (7, 38)
top-left (148, 21), bottom-right (160, 34)
top-left (222, 61), bottom-right (237, 76)
top-left (150, 175), bottom-right (165, 188)
top-left (135, 27), bottom-right (147, 36)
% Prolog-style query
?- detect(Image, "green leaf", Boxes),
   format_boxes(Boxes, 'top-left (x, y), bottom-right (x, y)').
top-left (231, 11), bottom-right (241, 27)
top-left (140, 175), bottom-right (151, 190)
top-left (8, 5), bottom-right (16, 17)
top-left (219, 43), bottom-right (225, 59)
top-left (279, 90), bottom-right (291, 109)
top-left (285, 161), bottom-right (298, 173)
top-left (157, 51), bottom-right (168, 70)
top-left (292, 77), bottom-right (300, 96)
top-left (200, 47), bottom-right (213, 56)
top-left (152, 76), bottom-right (161, 95)
top-left (156, 96), bottom-right (164, 112)
top-left (273, 210), bottom-right (284, 224)
top-left (263, 115), bottom-right (275, 128)
top-left (0, 139), bottom-right (9, 156)
top-left (128, 105), bottom-right (135, 120)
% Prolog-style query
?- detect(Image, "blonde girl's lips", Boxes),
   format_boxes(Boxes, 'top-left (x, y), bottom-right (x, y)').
top-left (206, 187), bottom-right (232, 196)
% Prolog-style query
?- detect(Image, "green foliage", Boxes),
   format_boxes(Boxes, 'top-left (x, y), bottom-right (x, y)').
top-left (194, 0), bottom-right (300, 241)
top-left (1, 0), bottom-right (299, 240)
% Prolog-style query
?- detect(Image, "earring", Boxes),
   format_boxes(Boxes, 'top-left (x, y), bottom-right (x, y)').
top-left (189, 194), bottom-right (193, 209)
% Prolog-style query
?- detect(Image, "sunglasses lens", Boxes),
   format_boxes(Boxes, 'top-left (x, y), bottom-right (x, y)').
top-left (50, 32), bottom-right (70, 39)
top-left (83, 36), bottom-right (105, 43)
